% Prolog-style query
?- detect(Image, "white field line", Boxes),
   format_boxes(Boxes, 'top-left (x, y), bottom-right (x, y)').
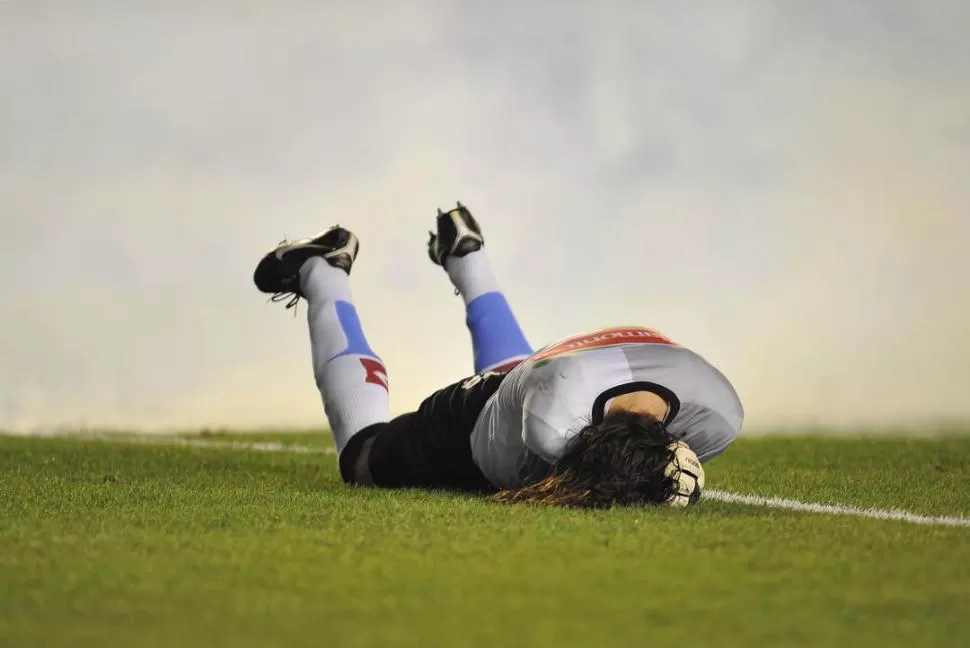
top-left (5, 432), bottom-right (968, 528)
top-left (1, 431), bottom-right (336, 455)
top-left (704, 489), bottom-right (970, 528)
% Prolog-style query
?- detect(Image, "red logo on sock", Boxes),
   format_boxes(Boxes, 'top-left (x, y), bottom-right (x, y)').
top-left (360, 358), bottom-right (389, 392)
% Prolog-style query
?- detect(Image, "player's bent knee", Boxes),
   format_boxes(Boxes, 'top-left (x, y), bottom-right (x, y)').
top-left (338, 426), bottom-right (382, 486)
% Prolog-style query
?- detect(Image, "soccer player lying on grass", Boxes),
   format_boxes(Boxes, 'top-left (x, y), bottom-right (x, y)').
top-left (253, 204), bottom-right (744, 508)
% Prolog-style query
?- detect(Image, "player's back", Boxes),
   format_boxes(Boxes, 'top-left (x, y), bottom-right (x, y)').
top-left (470, 327), bottom-right (744, 489)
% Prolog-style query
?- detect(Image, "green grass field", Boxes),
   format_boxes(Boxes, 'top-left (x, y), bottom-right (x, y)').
top-left (2, 432), bottom-right (969, 647)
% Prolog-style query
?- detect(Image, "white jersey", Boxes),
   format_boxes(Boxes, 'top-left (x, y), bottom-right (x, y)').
top-left (469, 327), bottom-right (744, 489)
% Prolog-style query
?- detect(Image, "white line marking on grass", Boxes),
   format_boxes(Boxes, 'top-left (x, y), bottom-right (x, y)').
top-left (114, 436), bottom-right (338, 455)
top-left (6, 431), bottom-right (967, 527)
top-left (1, 431), bottom-right (336, 455)
top-left (704, 489), bottom-right (970, 528)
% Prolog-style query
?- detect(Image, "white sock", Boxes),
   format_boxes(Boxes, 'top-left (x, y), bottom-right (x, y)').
top-left (300, 257), bottom-right (389, 453)
top-left (444, 249), bottom-right (501, 305)
top-left (299, 256), bottom-right (352, 303)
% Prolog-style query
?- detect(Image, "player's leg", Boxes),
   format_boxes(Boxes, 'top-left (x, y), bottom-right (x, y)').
top-left (254, 225), bottom-right (493, 491)
top-left (429, 203), bottom-right (533, 373)
top-left (253, 227), bottom-right (389, 456)
top-left (301, 257), bottom-right (391, 452)
top-left (342, 371), bottom-right (502, 491)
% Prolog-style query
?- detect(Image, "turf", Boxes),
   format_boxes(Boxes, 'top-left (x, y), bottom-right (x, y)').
top-left (1, 433), bottom-right (969, 647)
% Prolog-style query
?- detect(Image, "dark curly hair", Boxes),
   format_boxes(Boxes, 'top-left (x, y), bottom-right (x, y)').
top-left (493, 410), bottom-right (677, 508)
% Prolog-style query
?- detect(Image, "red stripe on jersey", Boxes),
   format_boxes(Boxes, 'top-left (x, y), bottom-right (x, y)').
top-left (531, 327), bottom-right (677, 363)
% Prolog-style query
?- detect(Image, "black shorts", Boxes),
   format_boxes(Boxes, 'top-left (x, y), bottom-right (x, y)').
top-left (338, 372), bottom-right (506, 492)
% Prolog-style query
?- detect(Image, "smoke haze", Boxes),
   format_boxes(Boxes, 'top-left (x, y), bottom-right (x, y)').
top-left (2, 1), bottom-right (968, 430)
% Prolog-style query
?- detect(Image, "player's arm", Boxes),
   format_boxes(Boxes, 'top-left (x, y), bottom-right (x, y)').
top-left (520, 385), bottom-right (571, 464)
top-left (675, 408), bottom-right (741, 463)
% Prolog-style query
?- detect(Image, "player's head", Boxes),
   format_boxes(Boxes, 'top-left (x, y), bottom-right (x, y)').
top-left (494, 410), bottom-right (696, 508)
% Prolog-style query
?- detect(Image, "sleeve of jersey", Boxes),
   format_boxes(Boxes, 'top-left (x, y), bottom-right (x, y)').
top-left (520, 386), bottom-right (571, 464)
top-left (679, 407), bottom-right (740, 462)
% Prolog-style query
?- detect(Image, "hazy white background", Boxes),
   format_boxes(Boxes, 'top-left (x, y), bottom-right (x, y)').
top-left (2, 0), bottom-right (968, 431)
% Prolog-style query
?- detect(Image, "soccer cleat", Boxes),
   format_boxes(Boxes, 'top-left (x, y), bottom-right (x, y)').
top-left (253, 226), bottom-right (359, 308)
top-left (427, 201), bottom-right (485, 266)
